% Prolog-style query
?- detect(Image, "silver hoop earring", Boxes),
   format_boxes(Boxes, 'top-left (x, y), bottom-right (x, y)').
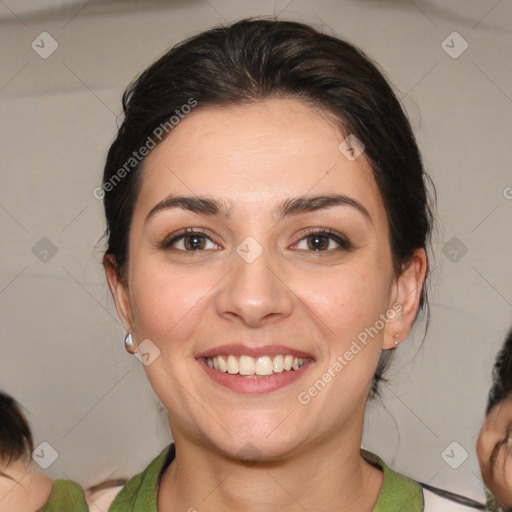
top-left (124, 333), bottom-right (135, 353)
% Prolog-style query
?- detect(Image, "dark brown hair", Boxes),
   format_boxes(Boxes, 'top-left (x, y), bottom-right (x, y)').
top-left (101, 16), bottom-right (435, 396)
top-left (0, 392), bottom-right (33, 479)
top-left (486, 327), bottom-right (512, 480)
top-left (486, 327), bottom-right (512, 416)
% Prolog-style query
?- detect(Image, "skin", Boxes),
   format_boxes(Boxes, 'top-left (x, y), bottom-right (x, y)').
top-left (0, 456), bottom-right (53, 512)
top-left (105, 97), bottom-right (427, 512)
top-left (85, 484), bottom-right (125, 512)
top-left (477, 396), bottom-right (512, 509)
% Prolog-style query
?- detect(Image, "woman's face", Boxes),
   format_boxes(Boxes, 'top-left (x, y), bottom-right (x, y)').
top-left (477, 397), bottom-right (512, 508)
top-left (106, 98), bottom-right (425, 460)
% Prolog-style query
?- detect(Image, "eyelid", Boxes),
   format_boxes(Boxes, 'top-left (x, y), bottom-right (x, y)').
top-left (159, 227), bottom-right (352, 252)
top-left (291, 227), bottom-right (353, 250)
top-left (159, 227), bottom-right (221, 249)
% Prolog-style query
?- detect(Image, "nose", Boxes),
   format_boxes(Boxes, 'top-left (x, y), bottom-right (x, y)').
top-left (215, 241), bottom-right (294, 328)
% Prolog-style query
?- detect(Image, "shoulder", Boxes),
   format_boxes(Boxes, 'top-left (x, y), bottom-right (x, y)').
top-left (36, 479), bottom-right (88, 512)
top-left (107, 443), bottom-right (175, 512)
top-left (361, 450), bottom-right (487, 512)
top-left (361, 449), bottom-right (424, 511)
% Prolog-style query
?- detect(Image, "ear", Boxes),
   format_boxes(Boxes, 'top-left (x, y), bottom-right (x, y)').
top-left (476, 399), bottom-right (512, 509)
top-left (383, 248), bottom-right (428, 349)
top-left (103, 254), bottom-right (135, 336)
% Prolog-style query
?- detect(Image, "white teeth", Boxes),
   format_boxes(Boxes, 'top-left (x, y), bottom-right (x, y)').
top-left (273, 354), bottom-right (284, 373)
top-left (239, 355), bottom-right (255, 375)
top-left (255, 356), bottom-right (273, 376)
top-left (227, 355), bottom-right (238, 375)
top-left (218, 355), bottom-right (227, 372)
top-left (205, 354), bottom-right (308, 376)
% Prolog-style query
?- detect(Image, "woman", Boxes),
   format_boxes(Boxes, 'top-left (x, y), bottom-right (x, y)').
top-left (97, 16), bottom-right (483, 511)
top-left (477, 327), bottom-right (512, 511)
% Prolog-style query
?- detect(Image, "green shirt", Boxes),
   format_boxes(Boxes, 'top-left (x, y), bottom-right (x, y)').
top-left (36, 478), bottom-right (88, 512)
top-left (108, 443), bottom-right (423, 511)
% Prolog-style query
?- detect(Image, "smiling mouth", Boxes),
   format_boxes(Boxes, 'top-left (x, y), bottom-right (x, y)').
top-left (204, 354), bottom-right (310, 376)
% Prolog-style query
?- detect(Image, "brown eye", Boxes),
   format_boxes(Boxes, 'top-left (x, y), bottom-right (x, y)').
top-left (160, 229), bottom-right (219, 252)
top-left (181, 234), bottom-right (207, 250)
top-left (293, 229), bottom-right (352, 252)
top-left (306, 234), bottom-right (334, 251)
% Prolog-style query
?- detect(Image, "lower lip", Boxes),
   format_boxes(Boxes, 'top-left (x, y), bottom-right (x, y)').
top-left (198, 358), bottom-right (313, 394)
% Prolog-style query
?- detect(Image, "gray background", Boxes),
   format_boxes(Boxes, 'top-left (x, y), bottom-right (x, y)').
top-left (1, 0), bottom-right (511, 503)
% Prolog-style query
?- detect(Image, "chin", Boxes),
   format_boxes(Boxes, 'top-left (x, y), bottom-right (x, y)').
top-left (205, 427), bottom-right (305, 463)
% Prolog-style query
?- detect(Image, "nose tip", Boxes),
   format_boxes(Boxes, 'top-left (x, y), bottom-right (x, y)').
top-left (215, 247), bottom-right (293, 327)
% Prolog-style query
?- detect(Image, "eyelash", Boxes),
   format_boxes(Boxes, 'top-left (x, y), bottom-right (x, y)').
top-left (158, 227), bottom-right (352, 253)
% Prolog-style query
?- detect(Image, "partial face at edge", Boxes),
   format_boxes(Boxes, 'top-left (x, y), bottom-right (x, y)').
top-left (0, 457), bottom-right (53, 512)
top-left (477, 397), bottom-right (512, 508)
top-left (105, 97), bottom-right (426, 460)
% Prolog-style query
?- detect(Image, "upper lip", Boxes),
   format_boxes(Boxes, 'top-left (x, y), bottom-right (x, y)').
top-left (195, 344), bottom-right (315, 360)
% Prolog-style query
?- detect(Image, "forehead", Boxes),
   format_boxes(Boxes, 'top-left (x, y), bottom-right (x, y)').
top-left (134, 98), bottom-right (386, 225)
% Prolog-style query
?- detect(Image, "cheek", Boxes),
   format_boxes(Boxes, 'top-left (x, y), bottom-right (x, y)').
top-left (302, 261), bottom-right (390, 335)
top-left (287, 261), bottom-right (392, 398)
top-left (129, 260), bottom-right (213, 351)
top-left (491, 448), bottom-right (512, 507)
top-left (129, 250), bottom-right (391, 345)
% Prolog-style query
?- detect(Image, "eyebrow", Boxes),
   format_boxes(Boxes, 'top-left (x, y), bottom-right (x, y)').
top-left (145, 193), bottom-right (372, 224)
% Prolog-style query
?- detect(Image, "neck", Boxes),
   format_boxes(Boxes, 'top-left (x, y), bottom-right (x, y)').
top-left (158, 422), bottom-right (383, 512)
